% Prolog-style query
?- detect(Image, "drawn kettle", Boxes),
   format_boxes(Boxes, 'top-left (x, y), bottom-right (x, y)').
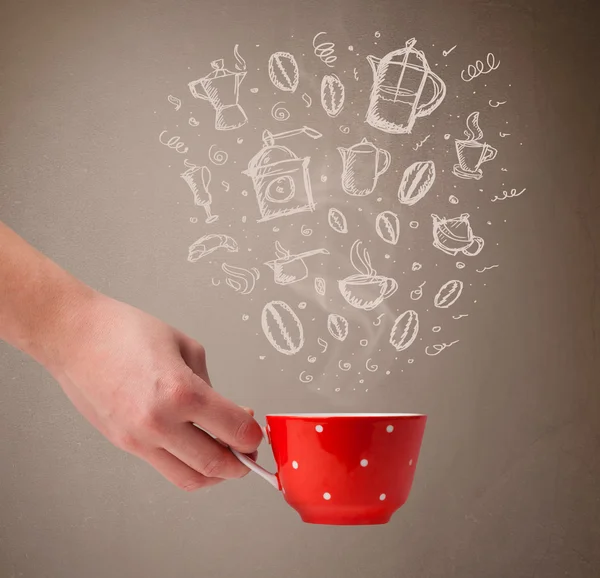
top-left (366, 38), bottom-right (446, 134)
top-left (188, 59), bottom-right (248, 131)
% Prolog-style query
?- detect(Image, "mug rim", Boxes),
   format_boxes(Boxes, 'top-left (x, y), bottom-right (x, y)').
top-left (266, 412), bottom-right (426, 418)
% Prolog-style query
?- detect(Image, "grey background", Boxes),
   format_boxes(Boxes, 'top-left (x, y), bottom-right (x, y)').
top-left (1, 0), bottom-right (599, 576)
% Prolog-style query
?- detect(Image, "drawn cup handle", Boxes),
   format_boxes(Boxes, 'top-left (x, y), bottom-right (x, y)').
top-left (230, 425), bottom-right (280, 490)
top-left (462, 236), bottom-right (484, 256)
top-left (376, 148), bottom-right (392, 176)
top-left (416, 71), bottom-right (447, 118)
top-left (482, 144), bottom-right (498, 163)
top-left (382, 277), bottom-right (398, 298)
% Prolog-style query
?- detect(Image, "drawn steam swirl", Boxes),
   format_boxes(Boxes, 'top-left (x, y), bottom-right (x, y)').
top-left (312, 32), bottom-right (337, 67)
top-left (299, 371), bottom-right (313, 383)
top-left (208, 144), bottom-right (228, 165)
top-left (271, 101), bottom-right (291, 121)
top-left (366, 359), bottom-right (378, 372)
top-left (338, 360), bottom-right (351, 371)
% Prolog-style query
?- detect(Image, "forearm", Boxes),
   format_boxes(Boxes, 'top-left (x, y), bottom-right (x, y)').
top-left (0, 221), bottom-right (96, 372)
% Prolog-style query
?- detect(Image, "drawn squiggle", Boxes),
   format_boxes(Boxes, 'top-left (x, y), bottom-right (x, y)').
top-left (489, 100), bottom-right (506, 108)
top-left (425, 340), bottom-right (460, 356)
top-left (475, 265), bottom-right (499, 273)
top-left (308, 355), bottom-right (316, 363)
top-left (159, 130), bottom-right (188, 154)
top-left (338, 360), bottom-right (351, 371)
top-left (413, 135), bottom-right (431, 151)
top-left (271, 101), bottom-right (291, 121)
top-left (211, 278), bottom-right (220, 286)
top-left (339, 125), bottom-right (350, 134)
top-left (222, 181), bottom-right (230, 192)
top-left (302, 93), bottom-right (312, 107)
top-left (373, 313), bottom-right (385, 326)
top-left (313, 32), bottom-right (337, 67)
top-left (410, 281), bottom-right (426, 300)
top-left (299, 371), bottom-right (313, 383)
top-left (461, 53), bottom-right (500, 82)
top-left (222, 263), bottom-right (259, 294)
top-left (499, 132), bottom-right (511, 138)
top-left (353, 68), bottom-right (359, 81)
top-left (442, 45), bottom-right (457, 57)
top-left (208, 144), bottom-right (228, 165)
top-left (452, 314), bottom-right (468, 320)
top-left (317, 337), bottom-right (328, 353)
top-left (167, 95), bottom-right (182, 111)
top-left (491, 188), bottom-right (526, 202)
top-left (366, 359), bottom-right (378, 372)
top-left (233, 44), bottom-right (247, 71)
top-left (301, 224), bottom-right (313, 236)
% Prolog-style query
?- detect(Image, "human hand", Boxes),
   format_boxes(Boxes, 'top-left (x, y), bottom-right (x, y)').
top-left (48, 292), bottom-right (263, 491)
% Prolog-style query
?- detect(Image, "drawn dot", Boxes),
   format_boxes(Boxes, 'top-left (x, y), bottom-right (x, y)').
top-left (335, 387), bottom-right (341, 392)
top-left (409, 221), bottom-right (419, 229)
top-left (359, 379), bottom-right (364, 384)
top-left (385, 370), bottom-right (391, 375)
top-left (379, 494), bottom-right (386, 501)
top-left (316, 425), bottom-right (324, 433)
top-left (348, 45), bottom-right (354, 51)
top-left (432, 326), bottom-right (441, 332)
top-left (323, 492), bottom-right (331, 500)
top-left (298, 302), bottom-right (307, 309)
top-left (242, 314), bottom-right (249, 321)
top-left (374, 31), bottom-right (381, 37)
top-left (360, 459), bottom-right (369, 467)
top-left (292, 461), bottom-right (299, 469)
top-left (456, 262), bottom-right (465, 269)
top-left (386, 425), bottom-right (394, 433)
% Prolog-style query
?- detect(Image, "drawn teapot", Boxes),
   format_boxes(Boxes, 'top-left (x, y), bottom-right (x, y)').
top-left (188, 59), bottom-right (248, 131)
top-left (431, 213), bottom-right (484, 257)
top-left (366, 38), bottom-right (446, 134)
top-left (337, 138), bottom-right (391, 196)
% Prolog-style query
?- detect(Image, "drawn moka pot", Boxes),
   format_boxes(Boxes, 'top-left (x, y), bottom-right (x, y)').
top-left (431, 213), bottom-right (484, 257)
top-left (338, 138), bottom-right (391, 196)
top-left (188, 59), bottom-right (248, 131)
top-left (243, 126), bottom-right (322, 222)
top-left (366, 38), bottom-right (446, 134)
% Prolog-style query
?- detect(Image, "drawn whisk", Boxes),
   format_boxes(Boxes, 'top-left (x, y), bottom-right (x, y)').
top-left (313, 32), bottom-right (337, 68)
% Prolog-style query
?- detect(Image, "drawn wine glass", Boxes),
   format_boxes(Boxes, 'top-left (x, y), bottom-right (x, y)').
top-left (180, 161), bottom-right (218, 224)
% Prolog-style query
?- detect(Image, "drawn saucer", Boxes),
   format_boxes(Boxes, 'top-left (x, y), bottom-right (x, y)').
top-left (452, 165), bottom-right (483, 180)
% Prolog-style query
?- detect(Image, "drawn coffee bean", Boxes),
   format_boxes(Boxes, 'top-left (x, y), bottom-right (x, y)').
top-left (375, 211), bottom-right (400, 245)
top-left (398, 160), bottom-right (436, 206)
top-left (321, 74), bottom-right (345, 118)
top-left (434, 279), bottom-right (464, 309)
top-left (327, 314), bottom-right (349, 342)
top-left (268, 52), bottom-right (299, 93)
top-left (328, 207), bottom-right (348, 233)
top-left (389, 310), bottom-right (419, 352)
top-left (261, 300), bottom-right (305, 355)
top-left (315, 277), bottom-right (326, 296)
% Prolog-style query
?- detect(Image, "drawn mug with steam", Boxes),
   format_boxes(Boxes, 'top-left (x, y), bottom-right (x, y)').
top-left (265, 241), bottom-right (329, 285)
top-left (366, 38), bottom-right (446, 135)
top-left (229, 413), bottom-right (428, 525)
top-left (339, 240), bottom-right (398, 310)
top-left (452, 112), bottom-right (498, 180)
top-left (431, 213), bottom-right (484, 257)
top-left (188, 57), bottom-right (248, 131)
top-left (338, 138), bottom-right (391, 196)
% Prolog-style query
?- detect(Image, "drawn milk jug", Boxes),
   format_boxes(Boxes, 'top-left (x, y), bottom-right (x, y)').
top-left (188, 59), bottom-right (248, 131)
top-left (431, 213), bottom-right (484, 257)
top-left (337, 138), bottom-right (391, 196)
top-left (366, 38), bottom-right (446, 134)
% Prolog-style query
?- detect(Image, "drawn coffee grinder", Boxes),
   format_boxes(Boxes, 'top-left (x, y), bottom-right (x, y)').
top-left (243, 126), bottom-right (322, 222)
top-left (188, 57), bottom-right (248, 131)
top-left (366, 38), bottom-right (446, 134)
top-left (452, 111), bottom-right (498, 180)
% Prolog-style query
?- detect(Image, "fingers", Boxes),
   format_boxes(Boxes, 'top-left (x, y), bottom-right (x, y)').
top-left (142, 447), bottom-right (224, 491)
top-left (178, 335), bottom-right (212, 386)
top-left (163, 422), bottom-right (252, 480)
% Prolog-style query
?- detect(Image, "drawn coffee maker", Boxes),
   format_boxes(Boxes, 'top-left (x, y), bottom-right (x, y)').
top-left (265, 241), bottom-right (329, 285)
top-left (366, 38), bottom-right (446, 135)
top-left (452, 111), bottom-right (498, 180)
top-left (338, 138), bottom-right (391, 196)
top-left (431, 213), bottom-right (484, 257)
top-left (339, 240), bottom-right (398, 311)
top-left (188, 57), bottom-right (248, 131)
top-left (243, 126), bottom-right (322, 222)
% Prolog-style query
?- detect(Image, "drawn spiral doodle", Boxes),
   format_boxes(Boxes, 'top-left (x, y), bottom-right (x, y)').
top-left (338, 360), bottom-right (351, 371)
top-left (339, 125), bottom-right (350, 134)
top-left (312, 31), bottom-right (337, 67)
top-left (366, 359), bottom-right (379, 372)
top-left (189, 117), bottom-right (200, 127)
top-left (461, 53), bottom-right (500, 82)
top-left (208, 144), bottom-right (228, 165)
top-left (299, 371), bottom-right (314, 383)
top-left (301, 224), bottom-right (313, 236)
top-left (167, 95), bottom-right (182, 110)
top-left (271, 101), bottom-right (291, 121)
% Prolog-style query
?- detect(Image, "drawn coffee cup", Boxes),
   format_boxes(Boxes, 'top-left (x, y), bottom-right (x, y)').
top-left (431, 213), bottom-right (484, 257)
top-left (338, 138), bottom-right (391, 197)
top-left (453, 139), bottom-right (497, 179)
top-left (338, 240), bottom-right (398, 310)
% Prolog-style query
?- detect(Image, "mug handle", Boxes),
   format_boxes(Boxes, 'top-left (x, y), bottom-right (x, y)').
top-left (416, 71), bottom-right (447, 118)
top-left (230, 425), bottom-right (280, 490)
top-left (382, 277), bottom-right (398, 299)
top-left (376, 148), bottom-right (392, 176)
top-left (481, 144), bottom-right (498, 163)
top-left (462, 236), bottom-right (485, 256)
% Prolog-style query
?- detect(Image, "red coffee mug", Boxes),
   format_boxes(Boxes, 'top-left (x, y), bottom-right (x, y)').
top-left (232, 413), bottom-right (427, 525)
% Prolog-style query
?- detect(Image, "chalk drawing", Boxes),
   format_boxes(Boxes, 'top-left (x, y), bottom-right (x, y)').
top-left (308, 355), bottom-right (317, 363)
top-left (432, 213), bottom-right (484, 257)
top-left (434, 279), bottom-right (464, 308)
top-left (413, 135), bottom-right (431, 150)
top-left (373, 313), bottom-right (385, 326)
top-left (301, 224), bottom-right (313, 236)
top-left (243, 126), bottom-right (321, 222)
top-left (452, 112), bottom-right (497, 180)
top-left (398, 160), bottom-right (436, 205)
top-left (432, 326), bottom-right (441, 333)
top-left (425, 340), bottom-right (459, 356)
top-left (328, 314), bottom-right (349, 342)
top-left (366, 359), bottom-right (379, 372)
top-left (188, 54), bottom-right (248, 131)
top-left (491, 188), bottom-right (526, 202)
top-left (461, 53), bottom-right (500, 82)
top-left (409, 221), bottom-right (419, 229)
top-left (167, 95), bottom-right (182, 111)
top-left (265, 241), bottom-right (329, 285)
top-left (261, 300), bottom-right (305, 355)
top-left (211, 278), bottom-right (220, 286)
top-left (390, 310), bottom-right (419, 351)
top-left (188, 233), bottom-right (238, 262)
top-left (302, 93), bottom-right (312, 108)
top-left (328, 207), bottom-right (349, 234)
top-left (268, 52), bottom-right (299, 93)
top-left (338, 138), bottom-right (391, 196)
top-left (299, 371), bottom-right (313, 383)
top-left (321, 74), bottom-right (345, 117)
top-left (338, 360), bottom-right (351, 371)
top-left (271, 101), bottom-right (291, 121)
top-left (449, 195), bottom-right (459, 204)
top-left (339, 125), bottom-right (350, 134)
top-left (339, 240), bottom-right (398, 310)
top-left (180, 161), bottom-right (219, 223)
top-left (360, 339), bottom-right (369, 347)
top-left (375, 211), bottom-right (400, 245)
top-left (233, 44), bottom-right (246, 71)
top-left (222, 181), bottom-right (230, 192)
top-left (208, 144), bottom-right (228, 165)
top-left (499, 132), bottom-right (511, 138)
top-left (312, 32), bottom-right (337, 67)
top-left (315, 277), bottom-right (326, 296)
top-left (189, 117), bottom-right (200, 127)
top-left (456, 261), bottom-right (466, 269)
top-left (222, 263), bottom-right (259, 295)
top-left (159, 130), bottom-right (189, 154)
top-left (452, 314), bottom-right (469, 320)
top-left (366, 38), bottom-right (446, 134)
top-left (475, 265), bottom-right (499, 273)
top-left (442, 45), bottom-right (457, 57)
top-left (353, 68), bottom-right (359, 81)
top-left (317, 337), bottom-right (328, 353)
top-left (412, 262), bottom-right (422, 271)
top-left (489, 100), bottom-right (506, 108)
top-left (410, 281), bottom-right (426, 301)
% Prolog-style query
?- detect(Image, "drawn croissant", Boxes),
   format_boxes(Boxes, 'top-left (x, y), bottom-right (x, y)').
top-left (187, 234), bottom-right (239, 263)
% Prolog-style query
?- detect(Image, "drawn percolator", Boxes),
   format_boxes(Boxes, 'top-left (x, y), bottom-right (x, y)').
top-left (243, 126), bottom-right (322, 222)
top-left (188, 58), bottom-right (248, 131)
top-left (366, 38), bottom-right (446, 134)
